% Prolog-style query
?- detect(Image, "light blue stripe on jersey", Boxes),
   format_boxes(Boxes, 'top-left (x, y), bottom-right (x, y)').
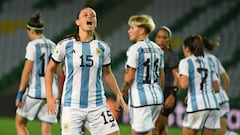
top-left (197, 58), bottom-right (208, 108)
top-left (80, 42), bottom-right (91, 108)
top-left (96, 43), bottom-right (104, 106)
top-left (145, 40), bottom-right (157, 103)
top-left (35, 44), bottom-right (42, 98)
top-left (207, 58), bottom-right (219, 106)
top-left (187, 59), bottom-right (198, 111)
top-left (43, 39), bottom-right (50, 63)
top-left (64, 41), bottom-right (74, 107)
top-left (136, 47), bottom-right (147, 105)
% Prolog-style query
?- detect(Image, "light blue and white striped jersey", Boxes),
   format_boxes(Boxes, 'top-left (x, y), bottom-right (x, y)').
top-left (25, 38), bottom-right (58, 99)
top-left (179, 55), bottom-right (219, 112)
top-left (126, 39), bottom-right (164, 107)
top-left (206, 53), bottom-right (229, 104)
top-left (52, 38), bottom-right (110, 108)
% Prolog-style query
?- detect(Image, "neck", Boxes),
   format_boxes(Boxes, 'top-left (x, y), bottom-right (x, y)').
top-left (78, 30), bottom-right (94, 42)
top-left (137, 35), bottom-right (147, 42)
top-left (33, 34), bottom-right (44, 40)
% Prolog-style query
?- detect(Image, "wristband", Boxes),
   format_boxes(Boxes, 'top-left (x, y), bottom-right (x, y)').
top-left (16, 91), bottom-right (24, 101)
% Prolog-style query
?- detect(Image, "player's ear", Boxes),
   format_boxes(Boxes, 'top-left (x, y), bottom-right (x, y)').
top-left (75, 19), bottom-right (79, 26)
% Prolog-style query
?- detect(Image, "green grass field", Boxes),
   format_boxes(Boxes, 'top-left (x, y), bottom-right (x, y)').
top-left (1, 117), bottom-right (239, 135)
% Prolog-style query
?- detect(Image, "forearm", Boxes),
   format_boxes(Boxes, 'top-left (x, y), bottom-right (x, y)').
top-left (121, 80), bottom-right (132, 97)
top-left (160, 68), bottom-right (165, 90)
top-left (18, 72), bottom-right (29, 91)
top-left (45, 61), bottom-right (57, 99)
top-left (102, 65), bottom-right (122, 97)
top-left (172, 68), bottom-right (179, 87)
top-left (18, 61), bottom-right (32, 91)
top-left (104, 73), bottom-right (122, 96)
top-left (46, 71), bottom-right (54, 99)
top-left (221, 73), bottom-right (230, 93)
top-left (121, 67), bottom-right (135, 97)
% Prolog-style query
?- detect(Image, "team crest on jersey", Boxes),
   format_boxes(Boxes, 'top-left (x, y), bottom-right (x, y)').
top-left (63, 122), bottom-right (69, 131)
top-left (54, 49), bottom-right (60, 57)
top-left (96, 48), bottom-right (102, 56)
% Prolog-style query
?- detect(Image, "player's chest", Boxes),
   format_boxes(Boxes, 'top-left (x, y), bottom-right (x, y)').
top-left (65, 45), bottom-right (104, 68)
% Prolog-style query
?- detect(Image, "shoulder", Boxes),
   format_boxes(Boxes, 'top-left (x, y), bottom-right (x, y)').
top-left (127, 42), bottom-right (142, 54)
top-left (94, 39), bottom-right (108, 46)
top-left (153, 43), bottom-right (164, 53)
top-left (27, 40), bottom-right (39, 48)
top-left (45, 38), bottom-right (56, 45)
top-left (92, 40), bottom-right (111, 52)
top-left (57, 37), bottom-right (75, 46)
top-left (180, 57), bottom-right (192, 64)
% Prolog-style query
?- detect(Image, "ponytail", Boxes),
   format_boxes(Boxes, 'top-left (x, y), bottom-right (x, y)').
top-left (183, 35), bottom-right (204, 56)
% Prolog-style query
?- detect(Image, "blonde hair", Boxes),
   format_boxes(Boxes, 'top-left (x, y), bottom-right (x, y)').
top-left (128, 15), bottom-right (155, 34)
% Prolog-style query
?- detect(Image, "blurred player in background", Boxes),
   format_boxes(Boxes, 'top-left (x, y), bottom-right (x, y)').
top-left (153, 26), bottom-right (179, 135)
top-left (45, 7), bottom-right (127, 135)
top-left (121, 14), bottom-right (164, 135)
top-left (179, 35), bottom-right (220, 135)
top-left (15, 12), bottom-right (61, 135)
top-left (203, 36), bottom-right (238, 135)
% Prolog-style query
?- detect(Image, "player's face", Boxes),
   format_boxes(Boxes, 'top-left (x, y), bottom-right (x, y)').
top-left (128, 24), bottom-right (143, 42)
top-left (155, 29), bottom-right (170, 51)
top-left (76, 7), bottom-right (97, 32)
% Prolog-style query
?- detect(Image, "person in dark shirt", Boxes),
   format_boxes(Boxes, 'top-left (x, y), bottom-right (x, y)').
top-left (153, 26), bottom-right (179, 135)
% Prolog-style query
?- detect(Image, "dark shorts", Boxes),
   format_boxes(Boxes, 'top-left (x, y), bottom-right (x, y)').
top-left (160, 87), bottom-right (177, 117)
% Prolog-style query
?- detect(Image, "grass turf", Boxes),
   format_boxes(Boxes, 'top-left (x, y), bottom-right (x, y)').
top-left (1, 117), bottom-right (239, 135)
top-left (0, 117), bottom-right (179, 134)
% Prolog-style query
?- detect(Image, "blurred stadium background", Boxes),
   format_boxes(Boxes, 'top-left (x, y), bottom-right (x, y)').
top-left (0, 0), bottom-right (240, 133)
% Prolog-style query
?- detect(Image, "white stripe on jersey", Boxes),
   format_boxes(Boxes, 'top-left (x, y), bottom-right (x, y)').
top-left (206, 53), bottom-right (229, 104)
top-left (179, 55), bottom-right (219, 112)
top-left (52, 38), bottom-right (110, 108)
top-left (126, 39), bottom-right (164, 107)
top-left (25, 38), bottom-right (58, 99)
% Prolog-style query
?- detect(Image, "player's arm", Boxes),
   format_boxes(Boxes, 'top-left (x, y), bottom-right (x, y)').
top-left (220, 72), bottom-right (230, 93)
top-left (56, 64), bottom-right (64, 98)
top-left (172, 68), bottom-right (179, 89)
top-left (45, 59), bottom-right (59, 115)
top-left (102, 64), bottom-right (127, 112)
top-left (159, 68), bottom-right (165, 90)
top-left (121, 65), bottom-right (135, 98)
top-left (179, 75), bottom-right (188, 90)
top-left (16, 59), bottom-right (33, 107)
top-left (213, 80), bottom-right (220, 93)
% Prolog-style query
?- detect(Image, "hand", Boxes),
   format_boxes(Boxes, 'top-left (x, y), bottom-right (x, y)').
top-left (164, 94), bottom-right (175, 109)
top-left (115, 96), bottom-right (128, 114)
top-left (15, 91), bottom-right (24, 107)
top-left (15, 99), bottom-right (22, 107)
top-left (47, 97), bottom-right (59, 115)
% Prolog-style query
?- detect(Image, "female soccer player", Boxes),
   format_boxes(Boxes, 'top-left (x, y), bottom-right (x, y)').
top-left (121, 14), bottom-right (165, 135)
top-left (45, 7), bottom-right (127, 135)
top-left (15, 12), bottom-right (60, 135)
top-left (203, 37), bottom-right (238, 135)
top-left (179, 35), bottom-right (220, 135)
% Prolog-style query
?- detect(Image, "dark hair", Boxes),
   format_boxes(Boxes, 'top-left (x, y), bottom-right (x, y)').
top-left (158, 26), bottom-right (172, 38)
top-left (27, 12), bottom-right (44, 34)
top-left (183, 35), bottom-right (204, 56)
top-left (203, 37), bottom-right (218, 51)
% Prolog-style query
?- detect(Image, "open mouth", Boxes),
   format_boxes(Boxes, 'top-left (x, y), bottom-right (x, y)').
top-left (87, 21), bottom-right (92, 25)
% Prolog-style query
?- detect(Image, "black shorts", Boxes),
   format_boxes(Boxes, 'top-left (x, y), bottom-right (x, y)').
top-left (160, 87), bottom-right (177, 117)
